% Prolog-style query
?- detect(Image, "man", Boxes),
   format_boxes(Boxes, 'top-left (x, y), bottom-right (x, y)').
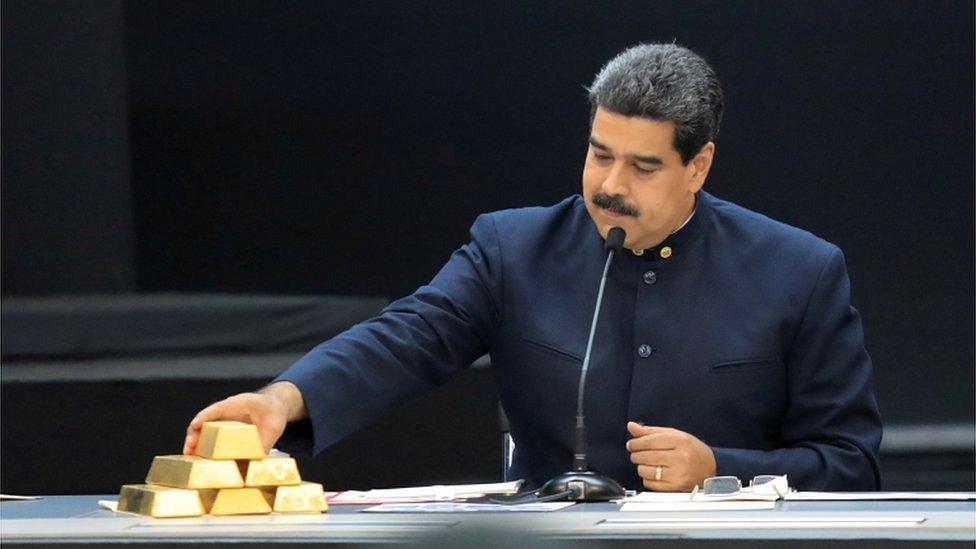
top-left (184, 43), bottom-right (882, 492)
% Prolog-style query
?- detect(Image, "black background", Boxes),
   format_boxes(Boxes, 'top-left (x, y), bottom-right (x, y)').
top-left (2, 0), bottom-right (974, 469)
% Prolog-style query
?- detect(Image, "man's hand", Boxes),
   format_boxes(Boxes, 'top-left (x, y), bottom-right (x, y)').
top-left (182, 381), bottom-right (306, 456)
top-left (626, 421), bottom-right (717, 492)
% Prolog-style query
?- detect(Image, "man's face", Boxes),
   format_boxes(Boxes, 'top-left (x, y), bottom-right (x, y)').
top-left (582, 107), bottom-right (712, 250)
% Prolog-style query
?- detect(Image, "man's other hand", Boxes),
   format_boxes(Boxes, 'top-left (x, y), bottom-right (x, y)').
top-left (182, 381), bottom-right (306, 456)
top-left (626, 421), bottom-right (717, 492)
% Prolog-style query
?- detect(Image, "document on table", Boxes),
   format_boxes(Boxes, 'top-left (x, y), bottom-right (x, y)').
top-left (327, 481), bottom-right (524, 505)
top-left (784, 491), bottom-right (976, 501)
top-left (361, 502), bottom-right (575, 513)
top-left (618, 491), bottom-right (779, 512)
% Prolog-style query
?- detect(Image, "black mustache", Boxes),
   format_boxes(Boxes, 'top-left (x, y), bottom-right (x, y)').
top-left (591, 193), bottom-right (639, 217)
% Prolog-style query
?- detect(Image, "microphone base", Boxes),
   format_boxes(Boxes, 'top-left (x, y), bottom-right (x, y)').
top-left (537, 470), bottom-right (625, 502)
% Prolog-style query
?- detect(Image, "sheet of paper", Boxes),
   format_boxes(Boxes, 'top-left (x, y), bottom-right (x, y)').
top-left (603, 516), bottom-right (927, 527)
top-left (0, 494), bottom-right (42, 501)
top-left (620, 500), bottom-right (777, 512)
top-left (619, 491), bottom-right (780, 503)
top-left (784, 491), bottom-right (976, 501)
top-left (99, 500), bottom-right (119, 512)
top-left (328, 481), bottom-right (524, 505)
top-left (361, 502), bottom-right (575, 513)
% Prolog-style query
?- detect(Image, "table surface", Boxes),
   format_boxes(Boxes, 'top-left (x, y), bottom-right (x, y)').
top-left (1, 495), bottom-right (974, 545)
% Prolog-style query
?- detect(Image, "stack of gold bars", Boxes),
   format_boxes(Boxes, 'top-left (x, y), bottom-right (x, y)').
top-left (116, 421), bottom-right (328, 517)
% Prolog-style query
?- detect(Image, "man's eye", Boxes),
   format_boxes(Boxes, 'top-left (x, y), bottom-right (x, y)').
top-left (593, 153), bottom-right (612, 162)
top-left (635, 166), bottom-right (658, 175)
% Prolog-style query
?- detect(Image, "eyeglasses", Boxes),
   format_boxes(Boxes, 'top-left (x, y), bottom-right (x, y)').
top-left (695, 475), bottom-right (789, 498)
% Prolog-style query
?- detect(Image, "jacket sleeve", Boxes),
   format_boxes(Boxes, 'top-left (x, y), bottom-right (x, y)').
top-left (710, 246), bottom-right (883, 490)
top-left (273, 213), bottom-right (504, 456)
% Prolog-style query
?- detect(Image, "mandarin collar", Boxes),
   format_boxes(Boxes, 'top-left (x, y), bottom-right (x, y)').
top-left (624, 191), bottom-right (712, 261)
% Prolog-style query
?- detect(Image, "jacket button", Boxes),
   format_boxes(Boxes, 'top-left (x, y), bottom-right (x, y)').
top-left (642, 270), bottom-right (657, 285)
top-left (638, 344), bottom-right (653, 358)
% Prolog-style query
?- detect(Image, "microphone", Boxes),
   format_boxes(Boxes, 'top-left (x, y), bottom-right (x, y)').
top-left (536, 227), bottom-right (627, 501)
top-left (604, 226), bottom-right (626, 252)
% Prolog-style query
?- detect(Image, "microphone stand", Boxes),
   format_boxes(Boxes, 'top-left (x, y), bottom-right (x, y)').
top-left (535, 227), bottom-right (626, 502)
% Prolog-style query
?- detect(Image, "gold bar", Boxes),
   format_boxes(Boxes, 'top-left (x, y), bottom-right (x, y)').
top-left (198, 488), bottom-right (273, 515)
top-left (145, 455), bottom-right (244, 489)
top-left (261, 482), bottom-right (328, 513)
top-left (194, 421), bottom-right (265, 460)
top-left (117, 484), bottom-right (204, 518)
top-left (241, 456), bottom-right (301, 487)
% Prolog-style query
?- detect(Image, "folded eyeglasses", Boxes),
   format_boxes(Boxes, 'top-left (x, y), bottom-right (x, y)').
top-left (696, 474), bottom-right (789, 497)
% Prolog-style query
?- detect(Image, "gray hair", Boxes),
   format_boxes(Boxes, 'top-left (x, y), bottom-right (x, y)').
top-left (587, 43), bottom-right (724, 164)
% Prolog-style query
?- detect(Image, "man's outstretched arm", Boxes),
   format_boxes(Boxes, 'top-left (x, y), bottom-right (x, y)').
top-left (182, 213), bottom-right (504, 457)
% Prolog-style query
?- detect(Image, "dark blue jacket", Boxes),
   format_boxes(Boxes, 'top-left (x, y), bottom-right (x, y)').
top-left (277, 192), bottom-right (882, 490)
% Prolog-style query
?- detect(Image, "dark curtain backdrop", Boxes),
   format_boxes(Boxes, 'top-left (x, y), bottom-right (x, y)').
top-left (3, 1), bottom-right (974, 424)
top-left (2, 0), bottom-right (135, 293)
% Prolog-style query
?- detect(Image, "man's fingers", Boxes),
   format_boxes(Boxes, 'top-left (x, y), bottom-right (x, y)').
top-left (184, 403), bottom-right (223, 455)
top-left (260, 429), bottom-right (281, 452)
top-left (627, 424), bottom-right (713, 492)
top-left (641, 478), bottom-right (678, 492)
top-left (183, 395), bottom-right (260, 455)
top-left (629, 449), bottom-right (676, 466)
top-left (194, 396), bottom-right (257, 425)
top-left (626, 421), bottom-right (649, 436)
top-left (626, 421), bottom-right (668, 437)
top-left (183, 392), bottom-right (288, 455)
top-left (626, 433), bottom-right (678, 452)
top-left (637, 465), bottom-right (679, 492)
top-left (189, 402), bottom-right (229, 431)
top-left (637, 464), bottom-right (671, 481)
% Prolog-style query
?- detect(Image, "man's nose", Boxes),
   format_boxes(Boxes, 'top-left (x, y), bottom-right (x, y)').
top-left (601, 163), bottom-right (629, 196)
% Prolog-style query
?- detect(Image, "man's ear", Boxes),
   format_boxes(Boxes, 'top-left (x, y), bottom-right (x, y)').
top-left (688, 142), bottom-right (715, 192)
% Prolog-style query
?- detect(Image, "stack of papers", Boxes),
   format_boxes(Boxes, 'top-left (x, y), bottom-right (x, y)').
top-left (619, 492), bottom-right (778, 512)
top-left (327, 481), bottom-right (523, 505)
top-left (362, 502), bottom-right (574, 513)
top-left (618, 490), bottom-right (976, 511)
